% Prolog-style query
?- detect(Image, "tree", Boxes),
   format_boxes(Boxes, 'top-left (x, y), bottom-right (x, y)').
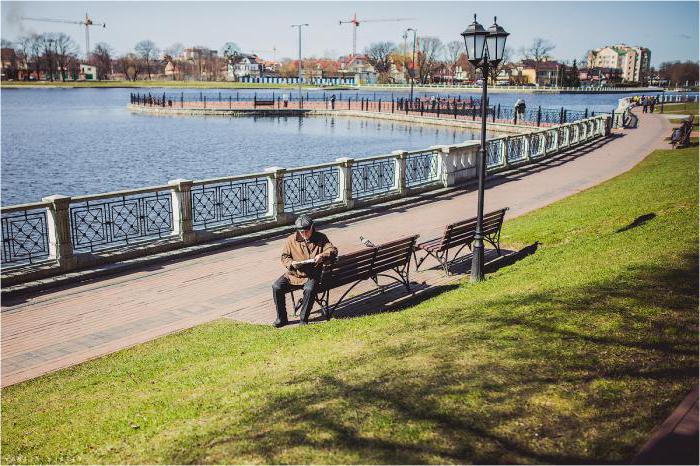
top-left (164, 42), bottom-right (184, 58)
top-left (444, 40), bottom-right (463, 84)
top-left (53, 33), bottom-right (78, 81)
top-left (416, 36), bottom-right (443, 84)
top-left (91, 42), bottom-right (113, 80)
top-left (659, 61), bottom-right (699, 86)
top-left (39, 33), bottom-right (57, 81)
top-left (520, 37), bottom-right (555, 84)
top-left (488, 46), bottom-right (513, 83)
top-left (221, 42), bottom-right (240, 60)
top-left (135, 40), bottom-right (159, 80)
top-left (117, 53), bottom-right (140, 81)
top-left (364, 41), bottom-right (396, 83)
top-left (18, 34), bottom-right (43, 80)
top-left (1, 39), bottom-right (14, 48)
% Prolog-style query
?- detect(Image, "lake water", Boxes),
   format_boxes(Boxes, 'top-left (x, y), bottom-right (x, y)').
top-left (0, 87), bottom-right (657, 206)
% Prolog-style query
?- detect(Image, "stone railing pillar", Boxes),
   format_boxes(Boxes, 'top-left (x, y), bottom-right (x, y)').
top-left (42, 194), bottom-right (76, 271)
top-left (264, 166), bottom-right (291, 224)
top-left (392, 150), bottom-right (408, 196)
top-left (168, 179), bottom-right (196, 244)
top-left (430, 145), bottom-right (452, 188)
top-left (335, 157), bottom-right (355, 209)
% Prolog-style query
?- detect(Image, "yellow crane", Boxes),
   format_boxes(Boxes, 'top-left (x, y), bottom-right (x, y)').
top-left (21, 13), bottom-right (106, 59)
top-left (339, 13), bottom-right (414, 57)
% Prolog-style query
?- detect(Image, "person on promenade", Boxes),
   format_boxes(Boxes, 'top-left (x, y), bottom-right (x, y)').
top-left (515, 98), bottom-right (526, 119)
top-left (272, 214), bottom-right (337, 327)
top-left (649, 98), bottom-right (656, 114)
top-left (642, 97), bottom-right (648, 113)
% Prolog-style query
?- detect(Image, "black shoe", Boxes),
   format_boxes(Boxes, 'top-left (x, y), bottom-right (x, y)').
top-left (273, 318), bottom-right (288, 328)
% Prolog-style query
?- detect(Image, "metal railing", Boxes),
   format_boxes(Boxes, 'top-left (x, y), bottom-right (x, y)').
top-left (1, 115), bottom-right (609, 277)
top-left (130, 92), bottom-right (605, 127)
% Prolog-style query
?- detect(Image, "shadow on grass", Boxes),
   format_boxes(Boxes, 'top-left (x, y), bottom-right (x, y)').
top-left (163, 252), bottom-right (698, 464)
top-left (616, 213), bottom-right (657, 233)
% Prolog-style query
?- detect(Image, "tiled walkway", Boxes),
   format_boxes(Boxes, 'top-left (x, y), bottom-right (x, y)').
top-left (1, 111), bottom-right (670, 388)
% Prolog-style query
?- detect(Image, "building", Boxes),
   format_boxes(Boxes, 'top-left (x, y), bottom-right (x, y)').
top-left (516, 60), bottom-right (561, 86)
top-left (79, 64), bottom-right (98, 81)
top-left (338, 55), bottom-right (376, 84)
top-left (587, 44), bottom-right (651, 83)
top-left (180, 48), bottom-right (218, 60)
top-left (579, 67), bottom-right (622, 86)
top-left (1, 48), bottom-right (27, 80)
top-left (227, 53), bottom-right (262, 80)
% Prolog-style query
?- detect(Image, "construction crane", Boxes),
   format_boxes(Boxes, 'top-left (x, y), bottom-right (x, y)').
top-left (21, 13), bottom-right (106, 59)
top-left (339, 13), bottom-right (414, 57)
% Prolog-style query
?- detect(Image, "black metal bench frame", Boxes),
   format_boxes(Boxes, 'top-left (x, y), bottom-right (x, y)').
top-left (414, 208), bottom-right (509, 275)
top-left (290, 235), bottom-right (419, 320)
top-left (253, 98), bottom-right (275, 108)
top-left (671, 115), bottom-right (694, 149)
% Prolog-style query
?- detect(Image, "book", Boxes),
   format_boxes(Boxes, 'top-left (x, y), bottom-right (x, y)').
top-left (291, 258), bottom-right (316, 267)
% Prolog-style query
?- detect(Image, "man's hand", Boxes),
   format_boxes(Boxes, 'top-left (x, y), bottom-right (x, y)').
top-left (314, 254), bottom-right (324, 265)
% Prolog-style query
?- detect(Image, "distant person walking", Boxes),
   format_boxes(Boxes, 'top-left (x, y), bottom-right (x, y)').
top-left (330, 94), bottom-right (336, 109)
top-left (283, 93), bottom-right (289, 108)
top-left (649, 98), bottom-right (656, 113)
top-left (514, 98), bottom-right (526, 120)
top-left (642, 98), bottom-right (648, 113)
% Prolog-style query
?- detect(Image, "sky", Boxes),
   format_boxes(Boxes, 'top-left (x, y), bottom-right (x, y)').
top-left (1, 0), bottom-right (698, 66)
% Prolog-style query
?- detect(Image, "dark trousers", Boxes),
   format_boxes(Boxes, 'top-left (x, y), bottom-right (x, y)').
top-left (272, 274), bottom-right (318, 323)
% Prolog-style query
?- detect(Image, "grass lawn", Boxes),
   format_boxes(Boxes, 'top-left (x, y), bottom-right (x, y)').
top-left (656, 102), bottom-right (699, 131)
top-left (0, 80), bottom-right (323, 89)
top-left (2, 145), bottom-right (698, 464)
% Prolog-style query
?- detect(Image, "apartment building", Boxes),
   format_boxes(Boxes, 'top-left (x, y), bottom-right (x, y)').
top-left (587, 44), bottom-right (651, 83)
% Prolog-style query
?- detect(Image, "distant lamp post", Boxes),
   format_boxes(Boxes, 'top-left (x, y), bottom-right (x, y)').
top-left (406, 27), bottom-right (417, 101)
top-left (291, 23), bottom-right (309, 101)
top-left (461, 15), bottom-right (509, 282)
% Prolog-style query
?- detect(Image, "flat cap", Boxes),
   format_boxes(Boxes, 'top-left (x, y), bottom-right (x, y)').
top-left (295, 214), bottom-right (314, 230)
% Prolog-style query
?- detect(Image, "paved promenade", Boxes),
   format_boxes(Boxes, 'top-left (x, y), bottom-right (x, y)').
top-left (1, 111), bottom-right (670, 388)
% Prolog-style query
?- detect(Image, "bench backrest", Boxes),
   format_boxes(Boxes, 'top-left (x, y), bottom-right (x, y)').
top-left (319, 235), bottom-right (418, 290)
top-left (439, 208), bottom-right (508, 251)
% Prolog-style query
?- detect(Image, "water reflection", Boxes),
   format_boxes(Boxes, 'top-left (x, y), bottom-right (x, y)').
top-left (2, 89), bottom-right (500, 205)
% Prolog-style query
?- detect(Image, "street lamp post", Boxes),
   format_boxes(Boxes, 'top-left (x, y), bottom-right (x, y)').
top-left (291, 23), bottom-right (309, 102)
top-left (406, 28), bottom-right (417, 102)
top-left (461, 15), bottom-right (509, 282)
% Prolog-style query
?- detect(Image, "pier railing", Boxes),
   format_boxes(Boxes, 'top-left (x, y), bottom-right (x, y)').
top-left (1, 115), bottom-right (609, 283)
top-left (130, 92), bottom-right (610, 128)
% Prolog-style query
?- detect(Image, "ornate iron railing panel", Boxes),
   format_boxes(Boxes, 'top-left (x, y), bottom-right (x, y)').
top-left (70, 191), bottom-right (174, 253)
top-left (351, 157), bottom-right (396, 198)
top-left (191, 177), bottom-right (269, 229)
top-left (486, 139), bottom-right (505, 168)
top-left (283, 166), bottom-right (340, 212)
top-left (558, 126), bottom-right (569, 147)
top-left (1, 208), bottom-right (51, 266)
top-left (570, 124), bottom-right (580, 144)
top-left (405, 150), bottom-right (439, 187)
top-left (529, 133), bottom-right (542, 158)
top-left (545, 129), bottom-right (557, 152)
top-left (507, 135), bottom-right (528, 163)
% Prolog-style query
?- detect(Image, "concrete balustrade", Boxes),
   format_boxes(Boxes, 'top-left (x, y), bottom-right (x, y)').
top-left (0, 115), bottom-right (609, 285)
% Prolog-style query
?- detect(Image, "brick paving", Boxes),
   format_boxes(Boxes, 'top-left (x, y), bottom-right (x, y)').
top-left (1, 111), bottom-right (670, 388)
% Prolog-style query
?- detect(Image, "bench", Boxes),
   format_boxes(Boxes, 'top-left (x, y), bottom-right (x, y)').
top-left (414, 208), bottom-right (508, 275)
top-left (291, 235), bottom-right (419, 320)
top-left (253, 98), bottom-right (275, 108)
top-left (671, 115), bottom-right (694, 149)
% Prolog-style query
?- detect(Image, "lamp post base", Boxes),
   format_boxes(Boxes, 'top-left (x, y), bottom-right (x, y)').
top-left (470, 239), bottom-right (485, 282)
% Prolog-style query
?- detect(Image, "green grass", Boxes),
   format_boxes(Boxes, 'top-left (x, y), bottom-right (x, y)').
top-left (0, 80), bottom-right (320, 89)
top-left (659, 102), bottom-right (700, 131)
top-left (2, 145), bottom-right (698, 464)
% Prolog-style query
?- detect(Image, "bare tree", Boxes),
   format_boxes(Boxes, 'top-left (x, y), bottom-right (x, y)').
top-left (221, 42), bottom-right (240, 60)
top-left (38, 33), bottom-right (58, 81)
top-left (118, 53), bottom-right (140, 81)
top-left (445, 40), bottom-right (464, 84)
top-left (416, 36), bottom-right (443, 84)
top-left (164, 42), bottom-right (184, 58)
top-left (520, 38), bottom-right (555, 84)
top-left (135, 40), bottom-right (159, 80)
top-left (53, 33), bottom-right (78, 81)
top-left (364, 41), bottom-right (396, 83)
top-left (91, 42), bottom-right (113, 80)
top-left (488, 46), bottom-right (513, 83)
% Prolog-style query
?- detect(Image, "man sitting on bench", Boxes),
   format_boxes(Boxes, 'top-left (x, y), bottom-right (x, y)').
top-left (272, 214), bottom-right (338, 328)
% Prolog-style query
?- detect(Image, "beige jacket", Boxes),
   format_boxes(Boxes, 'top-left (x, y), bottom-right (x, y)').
top-left (281, 230), bottom-right (338, 285)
